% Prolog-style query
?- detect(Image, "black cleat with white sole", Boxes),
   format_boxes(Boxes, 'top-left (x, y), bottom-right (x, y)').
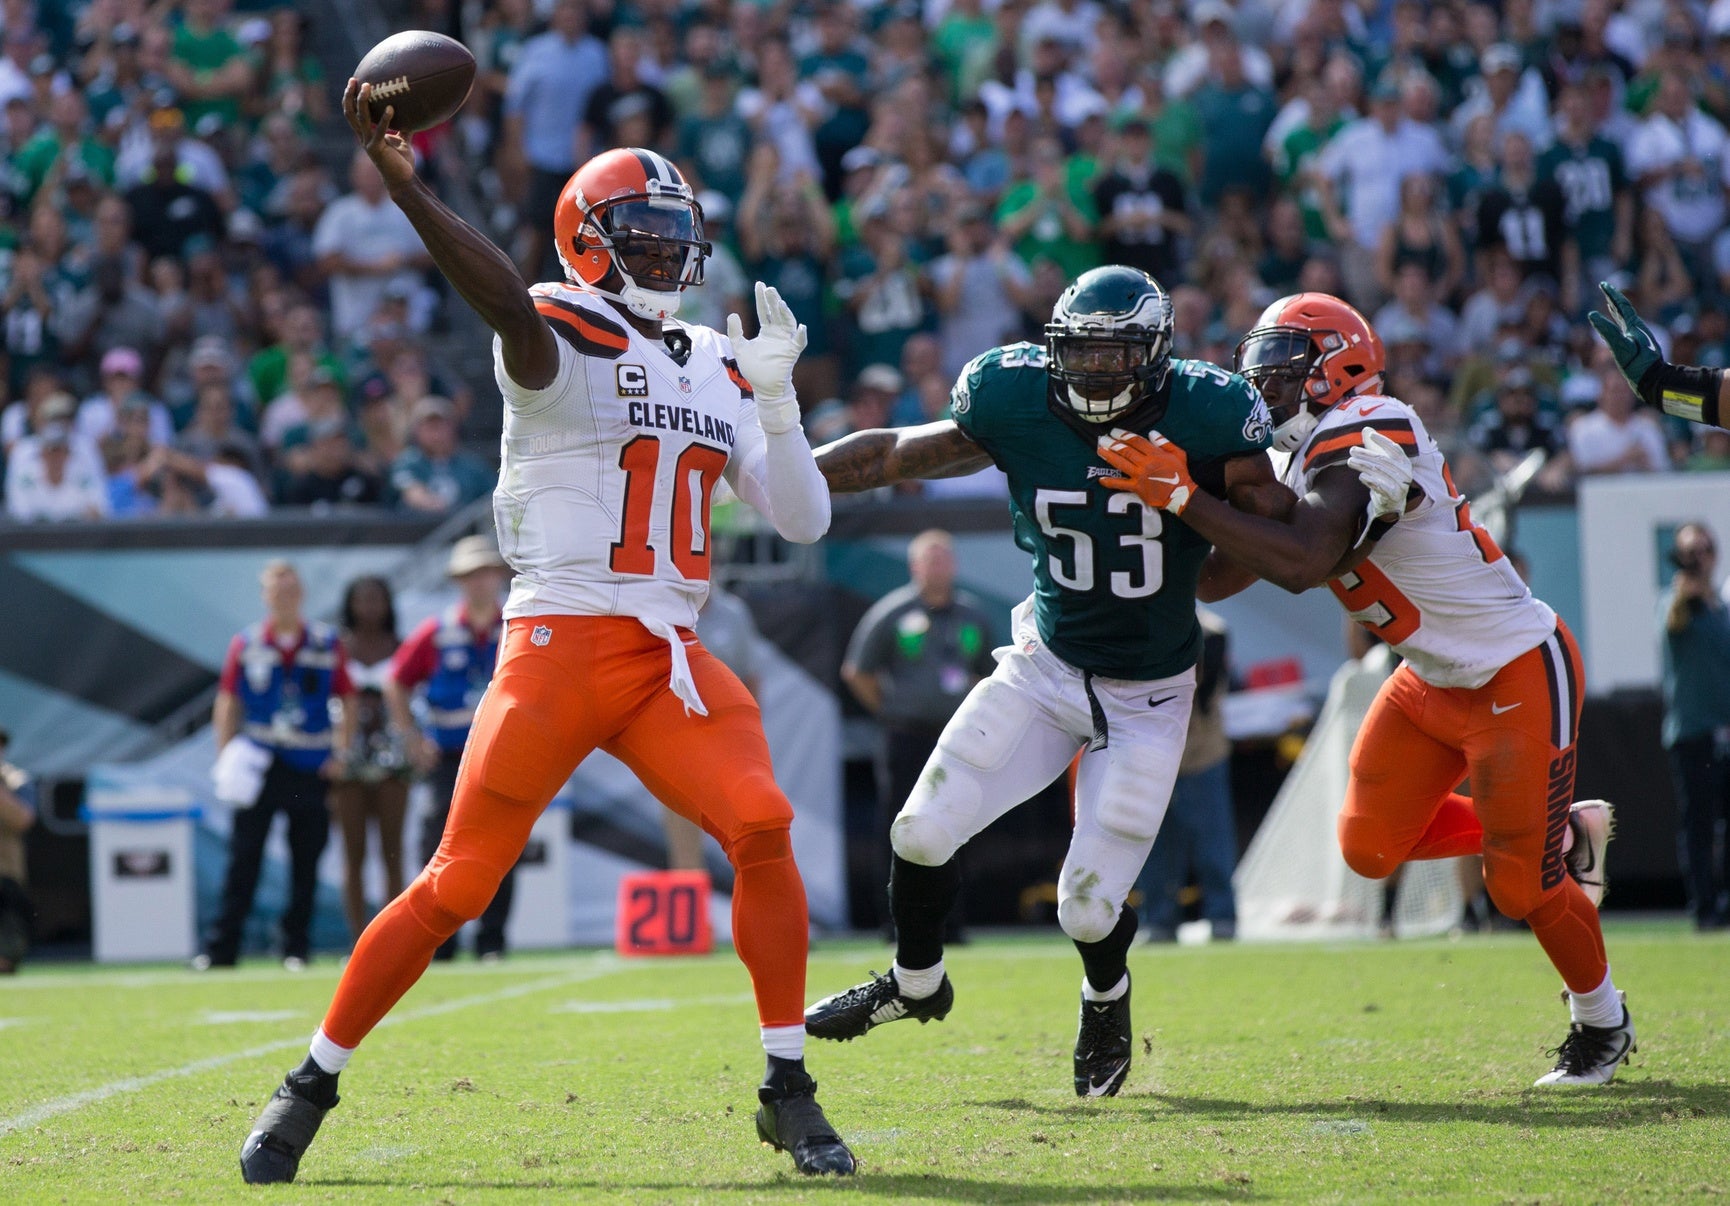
top-left (1535, 999), bottom-right (1636, 1086)
top-left (755, 1060), bottom-right (856, 1176)
top-left (1074, 977), bottom-right (1133, 1098)
top-left (239, 1060), bottom-right (339, 1184)
top-left (804, 969), bottom-right (953, 1041)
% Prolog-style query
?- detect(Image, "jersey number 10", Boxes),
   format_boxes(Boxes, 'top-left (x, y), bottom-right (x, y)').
top-left (609, 435), bottom-right (730, 580)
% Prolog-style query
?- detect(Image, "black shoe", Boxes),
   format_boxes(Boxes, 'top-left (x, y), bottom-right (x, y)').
top-left (1074, 976), bottom-right (1133, 1098)
top-left (804, 969), bottom-right (953, 1041)
top-left (239, 1061), bottom-right (339, 1185)
top-left (755, 1063), bottom-right (856, 1176)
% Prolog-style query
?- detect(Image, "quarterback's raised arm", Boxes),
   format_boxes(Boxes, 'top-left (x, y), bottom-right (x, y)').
top-left (344, 80), bottom-right (559, 391)
top-left (724, 283), bottom-right (831, 543)
top-left (814, 422), bottom-right (994, 493)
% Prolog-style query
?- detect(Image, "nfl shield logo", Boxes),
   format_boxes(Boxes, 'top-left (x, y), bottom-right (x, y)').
top-left (531, 625), bottom-right (552, 647)
top-left (678, 375), bottom-right (692, 394)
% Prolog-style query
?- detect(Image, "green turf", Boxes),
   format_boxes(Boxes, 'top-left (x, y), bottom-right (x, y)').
top-left (2, 924), bottom-right (1726, 1203)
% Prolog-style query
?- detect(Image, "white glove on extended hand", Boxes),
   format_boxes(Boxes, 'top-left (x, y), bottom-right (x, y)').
top-left (726, 280), bottom-right (807, 434)
top-left (1346, 426), bottom-right (1414, 524)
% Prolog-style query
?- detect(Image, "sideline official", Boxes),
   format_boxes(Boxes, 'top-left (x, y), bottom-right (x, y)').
top-left (200, 561), bottom-right (355, 970)
top-left (843, 530), bottom-right (996, 930)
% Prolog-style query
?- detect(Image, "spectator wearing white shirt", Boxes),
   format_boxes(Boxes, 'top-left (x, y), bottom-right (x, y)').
top-left (1162, 1), bottom-right (1273, 100)
top-left (1567, 347), bottom-right (1671, 476)
top-left (1313, 77), bottom-right (1451, 310)
top-left (312, 150), bottom-right (434, 338)
top-left (1448, 44), bottom-right (1554, 153)
top-left (5, 423), bottom-right (110, 521)
top-left (1373, 263), bottom-right (1461, 372)
top-left (1627, 74), bottom-right (1729, 262)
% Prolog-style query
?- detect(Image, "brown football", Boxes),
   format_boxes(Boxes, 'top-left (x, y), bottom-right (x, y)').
top-left (353, 30), bottom-right (476, 134)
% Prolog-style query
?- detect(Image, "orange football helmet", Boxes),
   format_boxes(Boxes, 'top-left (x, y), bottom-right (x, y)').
top-left (1234, 293), bottom-right (1385, 452)
top-left (553, 147), bottom-right (710, 322)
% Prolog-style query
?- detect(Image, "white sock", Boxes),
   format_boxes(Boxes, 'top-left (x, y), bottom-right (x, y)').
top-left (760, 1024), bottom-right (805, 1060)
top-left (1568, 969), bottom-right (1623, 1028)
top-left (308, 1027), bottom-right (353, 1074)
top-left (1081, 972), bottom-right (1129, 1003)
top-left (892, 959), bottom-right (945, 1000)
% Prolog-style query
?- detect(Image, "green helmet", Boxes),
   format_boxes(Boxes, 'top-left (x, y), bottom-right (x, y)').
top-left (1044, 265), bottom-right (1174, 430)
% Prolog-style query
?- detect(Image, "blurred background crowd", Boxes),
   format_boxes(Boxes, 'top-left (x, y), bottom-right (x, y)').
top-left (6, 0), bottom-right (1730, 522)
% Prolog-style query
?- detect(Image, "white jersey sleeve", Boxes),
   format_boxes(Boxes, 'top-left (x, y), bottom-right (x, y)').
top-left (1283, 395), bottom-right (1557, 689)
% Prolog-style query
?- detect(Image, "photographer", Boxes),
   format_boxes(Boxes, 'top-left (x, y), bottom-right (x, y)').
top-left (1660, 522), bottom-right (1730, 931)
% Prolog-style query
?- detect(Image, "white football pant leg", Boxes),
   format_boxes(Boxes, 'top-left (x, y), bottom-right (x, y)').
top-left (1059, 674), bottom-right (1195, 943)
top-left (891, 646), bottom-right (1085, 867)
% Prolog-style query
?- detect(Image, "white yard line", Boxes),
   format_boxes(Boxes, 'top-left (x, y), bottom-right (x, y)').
top-left (0, 958), bottom-right (625, 1137)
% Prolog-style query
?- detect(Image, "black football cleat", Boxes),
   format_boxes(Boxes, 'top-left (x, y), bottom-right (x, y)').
top-left (755, 1062), bottom-right (856, 1176)
top-left (804, 969), bottom-right (953, 1041)
top-left (1074, 976), bottom-right (1133, 1098)
top-left (239, 1060), bottom-right (339, 1185)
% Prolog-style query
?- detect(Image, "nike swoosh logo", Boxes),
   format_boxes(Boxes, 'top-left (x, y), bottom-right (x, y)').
top-left (1147, 695), bottom-right (1178, 708)
top-left (1490, 701), bottom-right (1522, 715)
top-left (1082, 1060), bottom-right (1129, 1097)
top-left (1358, 402), bottom-right (1385, 417)
top-left (1149, 475), bottom-right (1181, 486)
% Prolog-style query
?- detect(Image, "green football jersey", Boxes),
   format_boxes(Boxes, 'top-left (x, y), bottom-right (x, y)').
top-left (951, 343), bottom-right (1272, 680)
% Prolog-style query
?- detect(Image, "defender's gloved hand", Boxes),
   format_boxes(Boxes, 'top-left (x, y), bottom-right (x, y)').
top-left (1589, 280), bottom-right (1724, 427)
top-left (1097, 428), bottom-right (1196, 515)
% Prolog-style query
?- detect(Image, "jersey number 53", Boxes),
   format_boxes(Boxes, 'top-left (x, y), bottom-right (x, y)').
top-left (1034, 488), bottom-right (1164, 598)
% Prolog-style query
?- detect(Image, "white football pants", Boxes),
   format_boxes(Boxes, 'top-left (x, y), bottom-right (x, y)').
top-left (890, 598), bottom-right (1195, 943)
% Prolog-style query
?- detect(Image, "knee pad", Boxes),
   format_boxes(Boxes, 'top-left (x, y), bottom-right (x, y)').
top-left (891, 812), bottom-right (959, 867)
top-left (728, 824), bottom-right (793, 870)
top-left (1058, 893), bottom-right (1119, 944)
top-left (423, 857), bottom-right (506, 928)
top-left (1338, 814), bottom-right (1400, 881)
top-left (941, 679), bottom-right (1032, 773)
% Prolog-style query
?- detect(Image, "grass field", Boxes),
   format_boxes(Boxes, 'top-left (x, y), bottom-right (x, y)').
top-left (2, 922), bottom-right (1727, 1203)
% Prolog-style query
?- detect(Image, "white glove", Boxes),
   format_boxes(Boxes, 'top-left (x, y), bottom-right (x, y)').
top-left (1346, 426), bottom-right (1414, 525)
top-left (726, 280), bottom-right (807, 433)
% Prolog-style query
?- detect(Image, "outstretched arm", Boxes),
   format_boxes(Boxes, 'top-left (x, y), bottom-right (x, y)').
top-left (1098, 432), bottom-right (1400, 595)
top-left (345, 80), bottom-right (559, 391)
top-left (1592, 281), bottom-right (1730, 428)
top-left (815, 421), bottom-right (994, 493)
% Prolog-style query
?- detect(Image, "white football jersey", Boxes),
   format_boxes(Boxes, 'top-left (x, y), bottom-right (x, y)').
top-left (1283, 394), bottom-right (1556, 689)
top-left (491, 281), bottom-right (768, 629)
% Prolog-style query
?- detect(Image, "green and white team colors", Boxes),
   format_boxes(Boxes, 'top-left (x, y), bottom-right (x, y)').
top-left (889, 344), bottom-right (1273, 944)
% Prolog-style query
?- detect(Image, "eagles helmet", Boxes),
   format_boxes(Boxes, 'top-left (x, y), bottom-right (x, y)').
top-left (1045, 265), bottom-right (1175, 431)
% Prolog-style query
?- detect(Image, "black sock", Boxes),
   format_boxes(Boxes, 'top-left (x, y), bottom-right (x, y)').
top-left (890, 853), bottom-right (961, 971)
top-left (762, 1054), bottom-right (812, 1096)
top-left (1073, 903), bottom-right (1138, 994)
top-left (289, 1056), bottom-right (339, 1108)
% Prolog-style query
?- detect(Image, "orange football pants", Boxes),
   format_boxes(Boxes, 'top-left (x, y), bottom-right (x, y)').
top-left (323, 615), bottom-right (809, 1047)
top-left (1338, 621), bottom-right (1608, 992)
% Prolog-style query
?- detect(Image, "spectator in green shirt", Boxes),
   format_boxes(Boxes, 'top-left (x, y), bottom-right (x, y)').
top-left (995, 138), bottom-right (1099, 282)
top-left (390, 398), bottom-right (495, 514)
top-left (168, 0), bottom-right (252, 131)
top-left (1538, 81), bottom-right (1633, 308)
top-left (10, 91), bottom-right (115, 206)
top-left (249, 303), bottom-right (346, 409)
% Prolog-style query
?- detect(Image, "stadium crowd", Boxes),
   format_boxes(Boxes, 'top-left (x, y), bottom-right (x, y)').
top-left (7, 0), bottom-right (1730, 521)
